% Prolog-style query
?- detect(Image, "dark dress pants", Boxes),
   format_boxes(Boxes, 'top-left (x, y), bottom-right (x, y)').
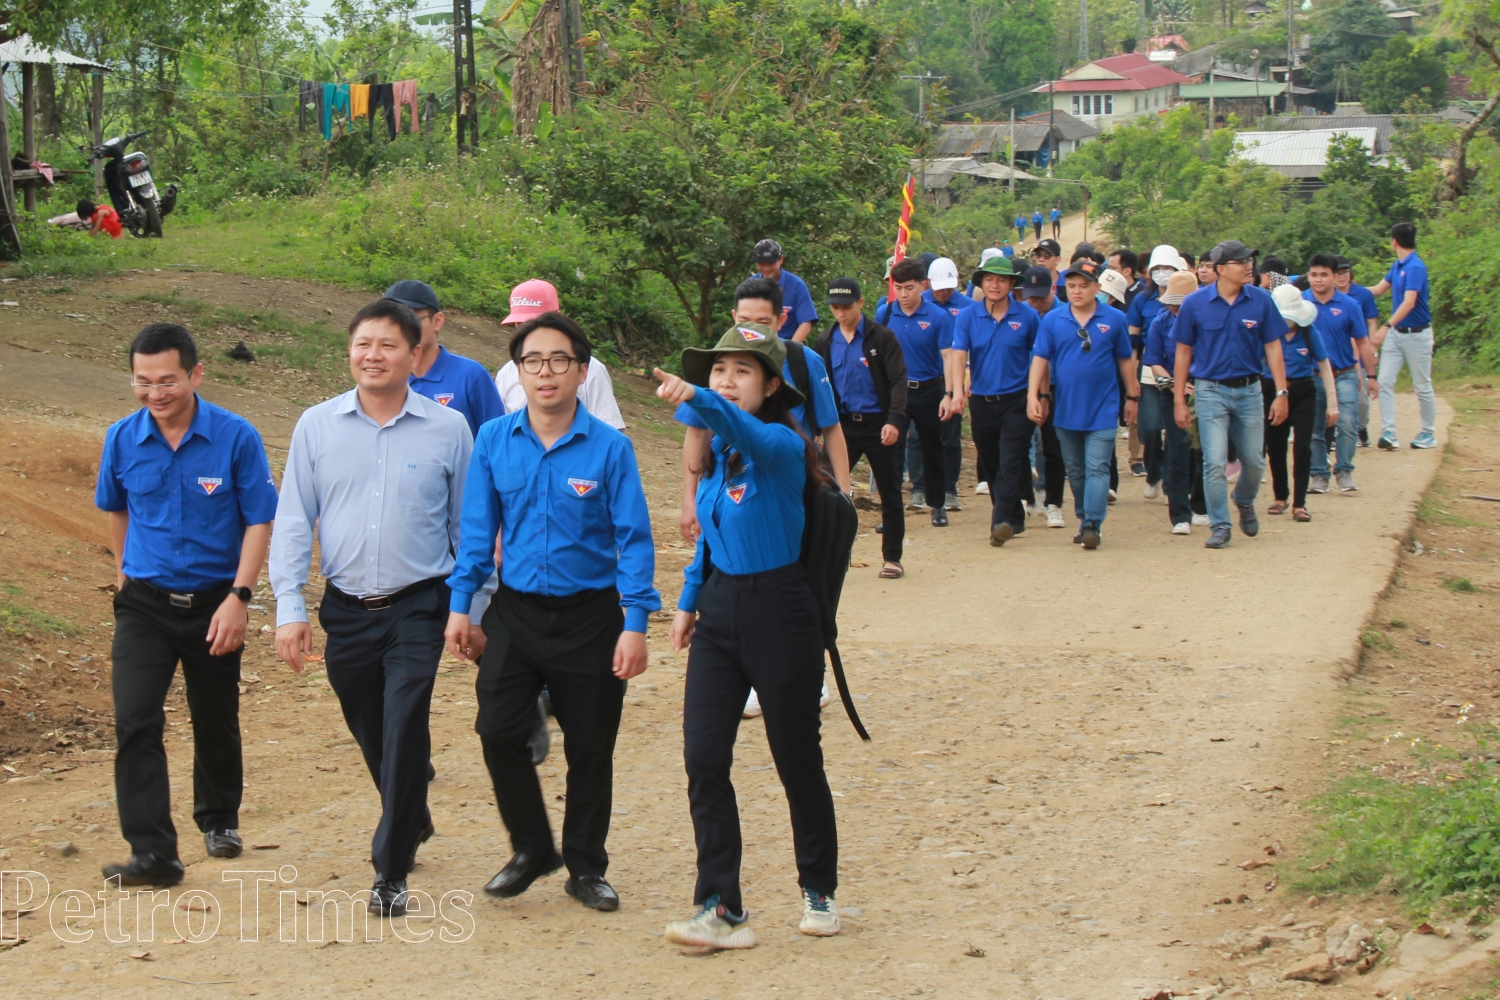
top-left (1262, 376), bottom-right (1317, 507)
top-left (970, 392), bottom-right (1033, 530)
top-left (842, 414), bottom-right (904, 564)
top-left (111, 579), bottom-right (242, 862)
top-left (1033, 403), bottom-right (1066, 508)
top-left (899, 381), bottom-right (951, 503)
top-left (684, 564), bottom-right (837, 914)
top-left (475, 586), bottom-right (624, 878)
top-left (318, 579), bottom-right (447, 880)
top-left (1148, 385), bottom-right (1193, 526)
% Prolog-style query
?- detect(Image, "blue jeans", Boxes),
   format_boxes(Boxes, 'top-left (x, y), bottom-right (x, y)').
top-left (1193, 379), bottom-right (1265, 532)
top-left (1310, 368), bottom-right (1359, 477)
top-left (1054, 427), bottom-right (1115, 531)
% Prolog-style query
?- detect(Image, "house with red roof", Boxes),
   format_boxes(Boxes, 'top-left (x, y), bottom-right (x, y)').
top-left (1032, 53), bottom-right (1191, 130)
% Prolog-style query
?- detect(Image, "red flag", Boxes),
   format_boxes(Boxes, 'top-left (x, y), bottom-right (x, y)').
top-left (888, 174), bottom-right (916, 302)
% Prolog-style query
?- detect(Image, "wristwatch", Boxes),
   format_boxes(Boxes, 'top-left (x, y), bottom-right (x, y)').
top-left (1038, 392), bottom-right (1051, 400)
top-left (943, 391), bottom-right (954, 398)
top-left (1275, 389), bottom-right (1289, 398)
top-left (1125, 394), bottom-right (1140, 401)
top-left (230, 586), bottom-right (253, 602)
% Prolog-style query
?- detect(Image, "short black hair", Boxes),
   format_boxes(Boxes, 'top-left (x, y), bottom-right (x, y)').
top-left (348, 299), bottom-right (421, 349)
top-left (1109, 248), bottom-right (1138, 272)
top-left (890, 258), bottom-right (927, 284)
top-left (733, 276), bottom-right (783, 318)
top-left (1179, 252), bottom-right (1195, 267)
top-left (509, 311), bottom-right (592, 366)
top-left (1261, 255), bottom-right (1288, 276)
top-left (130, 322), bottom-right (199, 371)
top-left (76, 199), bottom-right (96, 218)
top-left (1307, 253), bottom-right (1341, 273)
top-left (1391, 222), bottom-right (1416, 249)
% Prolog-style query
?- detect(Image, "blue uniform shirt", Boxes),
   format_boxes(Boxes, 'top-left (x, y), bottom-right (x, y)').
top-left (1032, 304), bottom-right (1132, 432)
top-left (447, 404), bottom-right (660, 633)
top-left (953, 298), bottom-right (1039, 396)
top-left (1347, 283), bottom-right (1379, 324)
top-left (1173, 283), bottom-right (1288, 381)
top-left (1126, 285), bottom-right (1162, 332)
top-left (409, 346), bottom-right (505, 436)
top-left (882, 299), bottom-right (954, 382)
top-left (924, 288), bottom-right (976, 321)
top-left (1032, 211), bottom-right (1043, 226)
top-left (96, 396), bottom-right (279, 592)
top-left (770, 268), bottom-right (819, 340)
top-left (1000, 246), bottom-right (1014, 259)
top-left (1303, 289), bottom-right (1367, 371)
top-left (678, 389), bottom-right (807, 614)
top-left (1265, 322), bottom-right (1328, 381)
top-left (674, 343), bottom-right (836, 434)
top-left (1141, 308), bottom-right (1178, 369)
top-left (1015, 216), bottom-right (1027, 232)
top-left (829, 319), bottom-right (882, 415)
top-left (1384, 253), bottom-right (1431, 329)
top-left (1050, 208), bottom-right (1061, 223)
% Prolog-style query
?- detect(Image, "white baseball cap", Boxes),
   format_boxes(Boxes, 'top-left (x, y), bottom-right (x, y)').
top-left (1099, 268), bottom-right (1130, 305)
top-left (979, 247), bottom-right (1003, 266)
top-left (928, 257), bottom-right (960, 291)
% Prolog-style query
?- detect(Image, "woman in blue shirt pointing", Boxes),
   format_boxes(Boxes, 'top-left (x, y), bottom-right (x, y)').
top-left (654, 322), bottom-right (840, 951)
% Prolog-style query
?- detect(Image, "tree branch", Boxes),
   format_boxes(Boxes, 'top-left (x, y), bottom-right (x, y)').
top-left (1442, 30), bottom-right (1500, 201)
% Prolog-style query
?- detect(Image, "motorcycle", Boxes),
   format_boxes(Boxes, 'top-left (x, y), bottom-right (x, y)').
top-left (79, 130), bottom-right (178, 238)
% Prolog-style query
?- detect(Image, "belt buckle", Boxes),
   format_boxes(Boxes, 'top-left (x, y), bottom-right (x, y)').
top-left (850, 413), bottom-right (865, 422)
top-left (169, 593), bottom-right (193, 609)
top-left (362, 595), bottom-right (393, 611)
top-left (908, 380), bottom-right (920, 388)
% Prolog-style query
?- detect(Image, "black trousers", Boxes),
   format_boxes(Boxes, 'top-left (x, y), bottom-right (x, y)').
top-left (1147, 385), bottom-right (1194, 525)
top-left (684, 564), bottom-right (836, 913)
top-left (318, 578), bottom-right (447, 880)
top-left (111, 579), bottom-right (242, 862)
top-left (1263, 376), bottom-right (1317, 507)
top-left (900, 381), bottom-right (951, 502)
top-left (1033, 404), bottom-right (1066, 508)
top-left (1033, 221), bottom-right (1042, 239)
top-left (970, 392), bottom-right (1033, 530)
top-left (842, 415), bottom-right (904, 564)
top-left (476, 585), bottom-right (624, 878)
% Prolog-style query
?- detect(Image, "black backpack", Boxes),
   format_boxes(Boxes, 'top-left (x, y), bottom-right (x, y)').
top-left (784, 339), bottom-right (811, 400)
top-left (800, 478), bottom-right (870, 741)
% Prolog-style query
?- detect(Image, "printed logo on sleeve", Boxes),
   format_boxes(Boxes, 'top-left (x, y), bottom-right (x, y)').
top-left (434, 392), bottom-right (456, 406)
top-left (737, 327), bottom-right (766, 342)
top-left (197, 477), bottom-right (223, 495)
top-left (567, 478), bottom-right (598, 497)
top-left (727, 484), bottom-right (748, 504)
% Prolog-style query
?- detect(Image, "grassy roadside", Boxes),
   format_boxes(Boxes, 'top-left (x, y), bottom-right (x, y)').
top-left (1294, 381), bottom-right (1500, 918)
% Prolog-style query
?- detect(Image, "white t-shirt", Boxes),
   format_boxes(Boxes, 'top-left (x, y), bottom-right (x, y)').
top-left (495, 357), bottom-right (627, 430)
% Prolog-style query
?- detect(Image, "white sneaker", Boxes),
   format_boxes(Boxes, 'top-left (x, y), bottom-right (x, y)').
top-left (665, 897), bottom-right (757, 949)
top-left (1143, 482), bottom-right (1160, 500)
top-left (1172, 522), bottom-right (1191, 535)
top-left (1191, 513), bottom-right (1210, 526)
top-left (819, 684), bottom-right (831, 709)
top-left (1045, 504), bottom-right (1065, 528)
top-left (742, 690), bottom-right (763, 719)
top-left (974, 481), bottom-right (990, 495)
top-left (799, 889), bottom-right (840, 936)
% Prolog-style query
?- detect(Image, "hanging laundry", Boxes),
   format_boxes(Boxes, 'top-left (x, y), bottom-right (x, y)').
top-left (393, 79), bottom-right (420, 135)
top-left (370, 82), bottom-right (396, 140)
top-left (298, 79), bottom-right (321, 133)
top-left (350, 83), bottom-right (371, 122)
top-left (329, 83), bottom-right (351, 135)
top-left (321, 82), bottom-right (335, 140)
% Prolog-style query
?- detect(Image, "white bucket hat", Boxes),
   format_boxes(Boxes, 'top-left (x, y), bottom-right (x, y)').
top-left (1272, 283), bottom-right (1317, 328)
top-left (928, 257), bottom-right (960, 291)
top-left (1147, 245), bottom-right (1186, 272)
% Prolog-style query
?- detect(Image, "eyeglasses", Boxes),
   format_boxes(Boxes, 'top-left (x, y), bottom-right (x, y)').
top-left (129, 379), bottom-right (187, 395)
top-left (518, 355), bottom-right (578, 375)
top-left (1076, 328), bottom-right (1092, 353)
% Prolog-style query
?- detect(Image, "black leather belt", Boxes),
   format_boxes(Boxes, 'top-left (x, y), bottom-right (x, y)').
top-left (972, 392), bottom-right (1022, 403)
top-left (1206, 375), bottom-right (1258, 388)
top-left (907, 378), bottom-right (944, 389)
top-left (1394, 326), bottom-right (1429, 333)
top-left (841, 412), bottom-right (883, 422)
top-left (324, 576), bottom-right (444, 611)
top-left (126, 578), bottom-right (232, 610)
top-left (1333, 365), bottom-right (1358, 376)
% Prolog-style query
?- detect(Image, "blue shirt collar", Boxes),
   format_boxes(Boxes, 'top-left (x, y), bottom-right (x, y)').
top-left (509, 399), bottom-right (593, 450)
top-left (135, 393), bottom-right (214, 446)
top-left (411, 345), bottom-right (453, 384)
top-left (894, 299), bottom-right (941, 321)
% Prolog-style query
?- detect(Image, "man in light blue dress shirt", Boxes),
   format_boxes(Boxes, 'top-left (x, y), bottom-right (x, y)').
top-left (270, 298), bottom-right (492, 918)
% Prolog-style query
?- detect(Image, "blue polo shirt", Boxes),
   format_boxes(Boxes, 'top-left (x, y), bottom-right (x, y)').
top-left (1032, 304), bottom-right (1132, 432)
top-left (675, 343), bottom-right (836, 434)
top-left (924, 288), bottom-right (976, 321)
top-left (1346, 282), bottom-right (1379, 325)
top-left (829, 319), bottom-right (882, 415)
top-left (1000, 246), bottom-right (1014, 258)
top-left (95, 396), bottom-right (279, 592)
top-left (1303, 289), bottom-right (1367, 371)
top-left (1142, 308), bottom-right (1178, 369)
top-left (409, 346), bottom-right (505, 436)
top-left (953, 299), bottom-right (1038, 396)
top-left (761, 268), bottom-right (819, 340)
top-left (882, 299), bottom-right (954, 382)
top-left (1265, 322), bottom-right (1328, 381)
top-left (1384, 253), bottom-right (1430, 329)
top-left (1173, 283), bottom-right (1288, 381)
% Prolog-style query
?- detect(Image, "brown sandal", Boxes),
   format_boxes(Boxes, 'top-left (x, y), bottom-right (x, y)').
top-left (878, 562), bottom-right (904, 579)
top-left (1267, 500), bottom-right (1288, 515)
top-left (1293, 507), bottom-right (1312, 522)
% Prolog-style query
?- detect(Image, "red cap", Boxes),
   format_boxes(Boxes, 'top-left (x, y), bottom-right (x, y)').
top-left (502, 279), bottom-right (560, 324)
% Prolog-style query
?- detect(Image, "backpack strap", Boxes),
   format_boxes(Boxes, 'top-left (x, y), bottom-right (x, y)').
top-left (784, 339), bottom-right (810, 399)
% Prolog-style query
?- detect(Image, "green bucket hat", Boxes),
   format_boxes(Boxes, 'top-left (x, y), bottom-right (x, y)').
top-left (680, 323), bottom-right (806, 407)
top-left (971, 254), bottom-right (1019, 286)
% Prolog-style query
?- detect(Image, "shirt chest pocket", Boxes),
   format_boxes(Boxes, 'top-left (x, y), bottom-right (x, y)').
top-left (556, 474), bottom-right (607, 533)
top-left (398, 461), bottom-right (448, 512)
top-left (122, 468), bottom-right (171, 527)
top-left (182, 464), bottom-right (237, 531)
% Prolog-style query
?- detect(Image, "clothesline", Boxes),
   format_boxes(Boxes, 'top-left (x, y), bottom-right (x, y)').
top-left (298, 79), bottom-right (427, 141)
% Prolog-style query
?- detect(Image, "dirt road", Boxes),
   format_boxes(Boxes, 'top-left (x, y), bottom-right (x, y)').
top-left (0, 269), bottom-right (1459, 998)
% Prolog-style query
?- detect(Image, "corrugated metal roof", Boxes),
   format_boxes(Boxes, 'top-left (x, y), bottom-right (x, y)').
top-left (0, 34), bottom-right (108, 70)
top-left (1178, 81), bottom-right (1288, 99)
top-left (1018, 110), bottom-right (1099, 142)
top-left (933, 114), bottom-right (1098, 157)
top-left (1233, 128), bottom-right (1378, 178)
top-left (1262, 114), bottom-right (1442, 154)
top-left (1038, 53), bottom-right (1190, 93)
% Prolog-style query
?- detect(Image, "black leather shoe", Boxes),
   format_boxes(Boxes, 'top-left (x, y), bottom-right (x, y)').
top-left (404, 821), bottom-right (436, 875)
top-left (565, 874), bottom-right (619, 912)
top-left (484, 850), bottom-right (564, 898)
top-left (930, 506), bottom-right (948, 527)
top-left (102, 854), bottom-right (184, 887)
top-left (368, 877), bottom-right (408, 917)
top-left (203, 829), bottom-right (243, 859)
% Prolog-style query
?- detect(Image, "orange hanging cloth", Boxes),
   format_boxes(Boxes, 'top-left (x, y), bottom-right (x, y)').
top-left (350, 83), bottom-right (371, 121)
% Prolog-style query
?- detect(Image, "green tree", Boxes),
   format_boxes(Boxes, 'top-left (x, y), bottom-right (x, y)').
top-left (1303, 0), bottom-right (1396, 101)
top-left (1360, 35), bottom-right (1450, 114)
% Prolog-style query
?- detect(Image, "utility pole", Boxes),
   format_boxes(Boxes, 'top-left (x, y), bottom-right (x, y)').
top-left (1008, 107), bottom-right (1016, 194)
top-left (1208, 63), bottom-right (1215, 128)
top-left (1048, 78), bottom-right (1057, 175)
top-left (1286, 0), bottom-right (1295, 114)
top-left (452, 0), bottom-right (477, 153)
top-left (1079, 0), bottom-right (1089, 63)
top-left (902, 71), bottom-right (944, 128)
top-left (563, 0), bottom-right (586, 90)
top-left (1137, 0), bottom-right (1147, 52)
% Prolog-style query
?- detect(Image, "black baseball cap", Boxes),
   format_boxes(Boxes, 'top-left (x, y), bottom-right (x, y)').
top-left (751, 239), bottom-right (784, 263)
top-left (1020, 266), bottom-right (1055, 299)
top-left (1032, 239), bottom-right (1062, 258)
top-left (383, 279), bottom-right (441, 313)
top-left (1208, 240), bottom-right (1258, 264)
top-left (1333, 255), bottom-right (1353, 272)
top-left (826, 277), bottom-right (863, 305)
top-left (1064, 258), bottom-right (1104, 282)
top-left (915, 251), bottom-right (939, 271)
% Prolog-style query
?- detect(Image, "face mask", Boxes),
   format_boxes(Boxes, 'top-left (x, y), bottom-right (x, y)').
top-left (1152, 269), bottom-right (1173, 287)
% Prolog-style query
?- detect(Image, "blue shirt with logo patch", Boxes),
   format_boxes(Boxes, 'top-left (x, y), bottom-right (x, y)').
top-left (1384, 252), bottom-right (1431, 329)
top-left (829, 318), bottom-right (882, 415)
top-left (409, 346), bottom-right (505, 436)
top-left (924, 288), bottom-right (976, 320)
top-left (1263, 321), bottom-right (1328, 380)
top-left (674, 342), bottom-right (836, 434)
top-left (1303, 289), bottom-right (1366, 371)
top-left (95, 396), bottom-right (279, 591)
top-left (882, 299), bottom-right (954, 382)
top-left (768, 268), bottom-right (819, 340)
top-left (953, 298), bottom-right (1039, 396)
top-left (1032, 303), bottom-right (1132, 432)
top-left (1172, 283), bottom-right (1288, 381)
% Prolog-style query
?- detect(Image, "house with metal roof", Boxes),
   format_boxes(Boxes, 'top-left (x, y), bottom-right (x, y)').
top-left (932, 112), bottom-right (1098, 165)
top-left (1232, 128), bottom-right (1378, 179)
top-left (1032, 53), bottom-right (1191, 129)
